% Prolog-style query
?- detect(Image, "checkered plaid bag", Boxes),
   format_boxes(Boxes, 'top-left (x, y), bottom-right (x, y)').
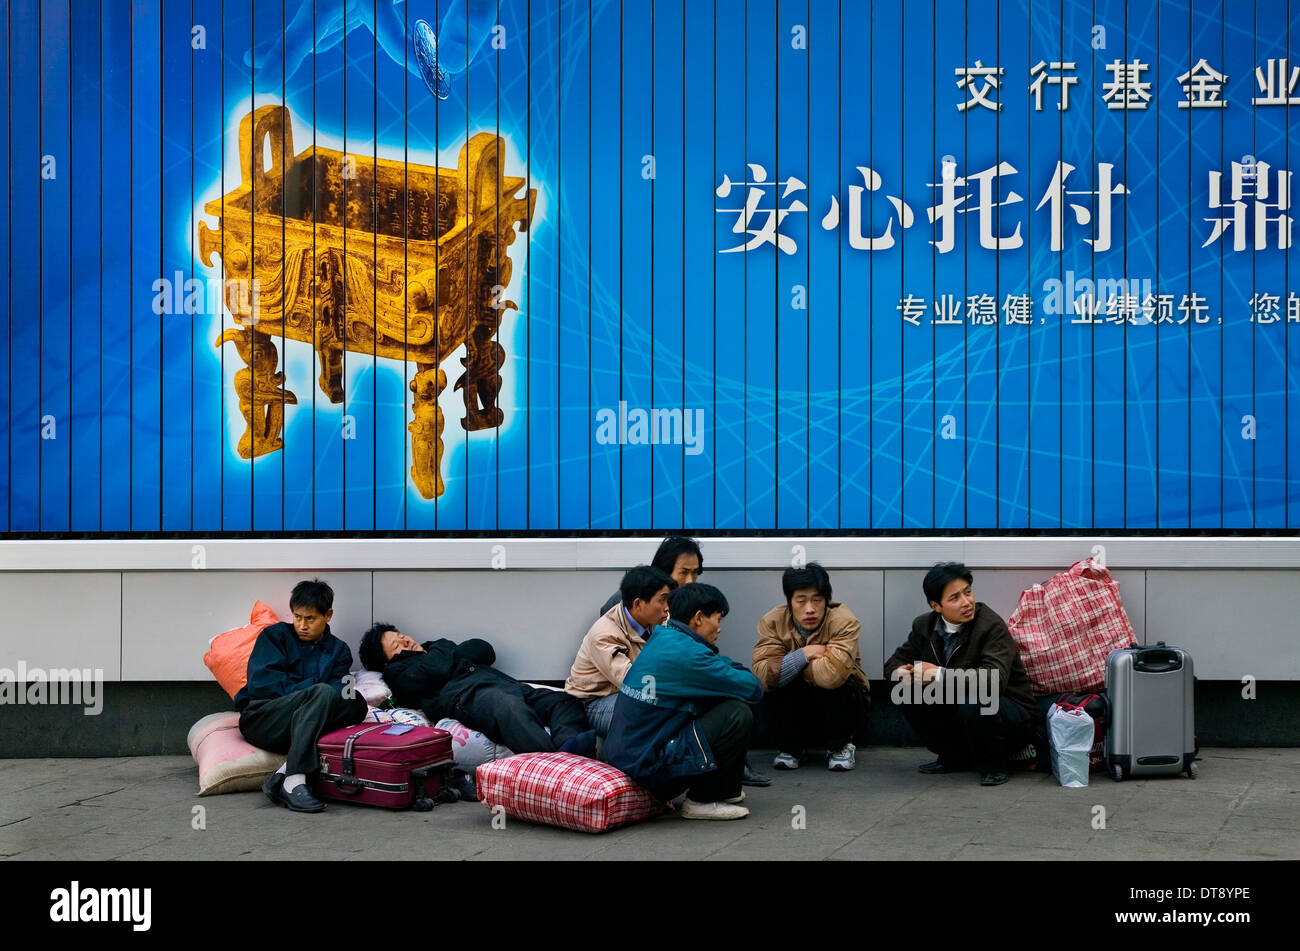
top-left (475, 752), bottom-right (668, 833)
top-left (1007, 558), bottom-right (1137, 696)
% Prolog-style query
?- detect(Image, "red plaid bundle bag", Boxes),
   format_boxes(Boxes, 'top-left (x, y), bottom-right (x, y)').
top-left (1007, 558), bottom-right (1136, 696)
top-left (475, 752), bottom-right (668, 833)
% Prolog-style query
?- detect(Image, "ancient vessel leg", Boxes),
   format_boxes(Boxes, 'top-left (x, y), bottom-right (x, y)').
top-left (409, 363), bottom-right (447, 499)
top-left (457, 236), bottom-right (507, 432)
top-left (456, 329), bottom-right (506, 431)
top-left (313, 249), bottom-right (347, 403)
top-left (316, 339), bottom-right (345, 403)
top-left (216, 327), bottom-right (298, 458)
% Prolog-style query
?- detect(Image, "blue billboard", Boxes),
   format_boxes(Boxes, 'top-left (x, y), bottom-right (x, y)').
top-left (1, 0), bottom-right (1298, 533)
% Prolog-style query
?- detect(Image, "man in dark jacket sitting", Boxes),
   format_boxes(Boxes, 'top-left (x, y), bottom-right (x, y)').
top-left (359, 624), bottom-right (596, 757)
top-left (884, 562), bottom-right (1037, 786)
top-left (237, 578), bottom-right (368, 813)
top-left (604, 583), bottom-right (763, 820)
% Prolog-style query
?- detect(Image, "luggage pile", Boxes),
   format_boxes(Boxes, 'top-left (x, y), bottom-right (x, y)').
top-left (1009, 558), bottom-right (1197, 784)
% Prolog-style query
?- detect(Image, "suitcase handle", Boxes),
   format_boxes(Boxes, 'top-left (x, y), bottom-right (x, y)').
top-left (1134, 648), bottom-right (1182, 673)
top-left (334, 776), bottom-right (366, 795)
top-left (338, 725), bottom-right (386, 792)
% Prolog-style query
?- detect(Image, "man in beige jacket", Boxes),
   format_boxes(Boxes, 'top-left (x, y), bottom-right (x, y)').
top-left (752, 563), bottom-right (870, 771)
top-left (566, 565), bottom-right (675, 736)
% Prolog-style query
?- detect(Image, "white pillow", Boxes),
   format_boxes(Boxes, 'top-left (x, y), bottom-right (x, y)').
top-left (353, 669), bottom-right (392, 706)
top-left (187, 712), bottom-right (283, 796)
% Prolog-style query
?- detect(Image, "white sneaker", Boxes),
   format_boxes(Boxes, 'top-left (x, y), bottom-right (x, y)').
top-left (828, 743), bottom-right (857, 771)
top-left (680, 798), bottom-right (750, 820)
top-left (772, 752), bottom-right (801, 770)
top-left (724, 790), bottom-right (747, 804)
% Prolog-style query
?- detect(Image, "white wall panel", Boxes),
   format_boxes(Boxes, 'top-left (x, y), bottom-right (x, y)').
top-left (120, 572), bottom-right (373, 680)
top-left (1144, 571), bottom-right (1300, 679)
top-left (0, 573), bottom-right (122, 679)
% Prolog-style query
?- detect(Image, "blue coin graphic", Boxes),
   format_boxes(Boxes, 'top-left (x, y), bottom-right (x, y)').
top-left (412, 19), bottom-right (450, 101)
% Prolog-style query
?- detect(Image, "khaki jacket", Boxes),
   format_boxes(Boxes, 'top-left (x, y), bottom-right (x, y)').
top-left (565, 603), bottom-right (647, 699)
top-left (752, 602), bottom-right (869, 692)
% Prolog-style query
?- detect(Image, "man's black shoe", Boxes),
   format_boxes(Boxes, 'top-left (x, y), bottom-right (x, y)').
top-left (918, 760), bottom-right (955, 774)
top-left (742, 761), bottom-right (772, 787)
top-left (262, 770), bottom-right (285, 805)
top-left (979, 771), bottom-right (1010, 786)
top-left (281, 784), bottom-right (326, 813)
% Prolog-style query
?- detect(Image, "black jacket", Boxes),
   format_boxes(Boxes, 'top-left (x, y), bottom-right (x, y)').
top-left (234, 622), bottom-right (354, 712)
top-left (883, 603), bottom-right (1035, 711)
top-left (383, 637), bottom-right (523, 721)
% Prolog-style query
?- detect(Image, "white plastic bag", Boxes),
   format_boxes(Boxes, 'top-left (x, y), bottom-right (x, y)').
top-left (1048, 701), bottom-right (1095, 788)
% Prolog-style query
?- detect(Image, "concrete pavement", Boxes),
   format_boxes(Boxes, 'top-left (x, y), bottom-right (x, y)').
top-left (1, 747), bottom-right (1297, 861)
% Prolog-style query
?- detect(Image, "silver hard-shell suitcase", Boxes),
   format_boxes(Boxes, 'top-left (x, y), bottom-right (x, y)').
top-left (1104, 641), bottom-right (1197, 781)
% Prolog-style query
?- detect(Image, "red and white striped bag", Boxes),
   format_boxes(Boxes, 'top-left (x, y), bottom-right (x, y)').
top-left (1007, 558), bottom-right (1136, 696)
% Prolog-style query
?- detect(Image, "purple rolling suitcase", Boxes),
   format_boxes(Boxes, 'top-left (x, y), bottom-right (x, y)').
top-left (316, 723), bottom-right (456, 810)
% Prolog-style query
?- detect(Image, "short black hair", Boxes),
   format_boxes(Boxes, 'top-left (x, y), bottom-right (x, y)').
top-left (652, 536), bottom-right (704, 576)
top-left (923, 562), bottom-right (973, 606)
top-left (289, 578), bottom-right (334, 616)
top-left (620, 565), bottom-right (677, 611)
top-left (668, 582), bottom-right (729, 624)
top-left (359, 622), bottom-right (398, 672)
top-left (783, 562), bottom-right (832, 603)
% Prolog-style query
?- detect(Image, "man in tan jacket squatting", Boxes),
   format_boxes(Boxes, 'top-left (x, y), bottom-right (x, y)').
top-left (752, 563), bottom-right (871, 771)
top-left (566, 565), bottom-right (676, 737)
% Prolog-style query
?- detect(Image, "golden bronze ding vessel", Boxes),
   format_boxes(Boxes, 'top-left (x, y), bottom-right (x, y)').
top-left (199, 105), bottom-right (535, 498)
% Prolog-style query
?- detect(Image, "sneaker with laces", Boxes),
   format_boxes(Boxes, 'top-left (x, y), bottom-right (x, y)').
top-left (827, 743), bottom-right (856, 771)
top-left (680, 798), bottom-right (749, 820)
top-left (772, 751), bottom-right (801, 770)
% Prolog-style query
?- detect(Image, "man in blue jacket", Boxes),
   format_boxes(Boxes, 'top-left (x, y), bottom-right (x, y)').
top-left (605, 583), bottom-right (763, 820)
top-left (236, 579), bottom-right (367, 813)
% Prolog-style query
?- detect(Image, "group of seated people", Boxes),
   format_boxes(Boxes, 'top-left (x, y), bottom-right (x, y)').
top-left (237, 536), bottom-right (1038, 819)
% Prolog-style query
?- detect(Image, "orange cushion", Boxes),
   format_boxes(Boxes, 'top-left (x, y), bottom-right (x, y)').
top-left (205, 602), bottom-right (280, 699)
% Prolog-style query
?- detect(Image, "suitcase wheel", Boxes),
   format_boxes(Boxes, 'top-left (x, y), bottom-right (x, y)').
top-left (1109, 763), bottom-right (1124, 783)
top-left (1186, 761), bottom-right (1199, 779)
top-left (413, 797), bottom-right (434, 812)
